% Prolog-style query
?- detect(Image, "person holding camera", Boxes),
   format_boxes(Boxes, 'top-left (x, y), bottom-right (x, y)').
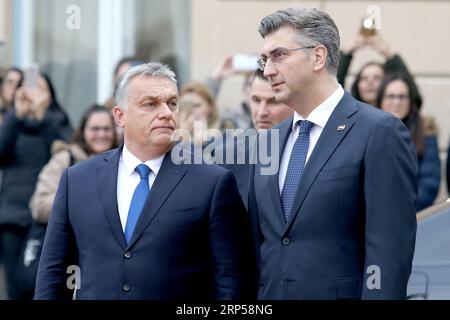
top-left (0, 72), bottom-right (72, 299)
top-left (0, 67), bottom-right (23, 124)
top-left (205, 55), bottom-right (258, 130)
top-left (338, 32), bottom-right (422, 110)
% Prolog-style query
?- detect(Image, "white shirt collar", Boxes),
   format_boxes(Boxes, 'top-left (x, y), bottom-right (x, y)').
top-left (292, 85), bottom-right (345, 131)
top-left (121, 144), bottom-right (165, 177)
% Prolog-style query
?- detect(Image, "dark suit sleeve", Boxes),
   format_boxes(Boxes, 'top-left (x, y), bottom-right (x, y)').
top-left (362, 115), bottom-right (418, 299)
top-left (208, 169), bottom-right (257, 300)
top-left (35, 168), bottom-right (78, 300)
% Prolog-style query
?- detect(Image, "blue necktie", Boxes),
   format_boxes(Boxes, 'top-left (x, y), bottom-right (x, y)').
top-left (124, 164), bottom-right (151, 244)
top-left (281, 120), bottom-right (313, 221)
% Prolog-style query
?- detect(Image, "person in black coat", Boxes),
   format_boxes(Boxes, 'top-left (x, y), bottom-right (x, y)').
top-left (376, 73), bottom-right (440, 210)
top-left (0, 67), bottom-right (23, 124)
top-left (0, 72), bottom-right (72, 299)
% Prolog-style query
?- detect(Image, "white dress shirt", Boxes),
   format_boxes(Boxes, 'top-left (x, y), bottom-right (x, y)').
top-left (278, 85), bottom-right (345, 194)
top-left (117, 145), bottom-right (165, 231)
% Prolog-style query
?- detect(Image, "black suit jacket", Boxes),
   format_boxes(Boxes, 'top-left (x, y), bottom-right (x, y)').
top-left (35, 146), bottom-right (255, 300)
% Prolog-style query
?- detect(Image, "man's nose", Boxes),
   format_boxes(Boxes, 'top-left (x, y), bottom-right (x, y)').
top-left (159, 103), bottom-right (174, 119)
top-left (258, 101), bottom-right (270, 116)
top-left (263, 59), bottom-right (277, 78)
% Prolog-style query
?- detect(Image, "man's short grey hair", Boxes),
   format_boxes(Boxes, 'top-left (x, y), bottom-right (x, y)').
top-left (258, 8), bottom-right (340, 76)
top-left (114, 61), bottom-right (177, 109)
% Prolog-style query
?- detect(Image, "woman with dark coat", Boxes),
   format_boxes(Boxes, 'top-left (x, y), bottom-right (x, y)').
top-left (0, 72), bottom-right (72, 299)
top-left (376, 73), bottom-right (440, 211)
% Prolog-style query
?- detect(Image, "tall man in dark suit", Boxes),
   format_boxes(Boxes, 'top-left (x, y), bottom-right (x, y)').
top-left (249, 8), bottom-right (418, 299)
top-left (35, 62), bottom-right (253, 300)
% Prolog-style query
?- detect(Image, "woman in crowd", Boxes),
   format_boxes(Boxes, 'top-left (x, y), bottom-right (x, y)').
top-left (0, 67), bottom-right (23, 123)
top-left (30, 104), bottom-right (118, 223)
top-left (338, 33), bottom-right (422, 109)
top-left (350, 62), bottom-right (385, 107)
top-left (180, 81), bottom-right (222, 146)
top-left (376, 73), bottom-right (441, 211)
top-left (0, 72), bottom-right (72, 299)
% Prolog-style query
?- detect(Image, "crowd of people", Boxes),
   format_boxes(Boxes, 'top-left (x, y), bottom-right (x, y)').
top-left (0, 6), bottom-right (449, 300)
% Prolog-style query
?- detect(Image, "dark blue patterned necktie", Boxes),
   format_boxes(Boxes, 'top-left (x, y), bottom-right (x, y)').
top-left (281, 120), bottom-right (313, 221)
top-left (124, 164), bottom-right (151, 244)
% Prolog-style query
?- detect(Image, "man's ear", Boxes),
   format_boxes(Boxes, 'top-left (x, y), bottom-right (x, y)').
top-left (113, 106), bottom-right (125, 128)
top-left (312, 45), bottom-right (328, 72)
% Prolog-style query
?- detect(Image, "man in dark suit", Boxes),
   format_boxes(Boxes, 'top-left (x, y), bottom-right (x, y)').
top-left (35, 62), bottom-right (254, 300)
top-left (249, 8), bottom-right (418, 299)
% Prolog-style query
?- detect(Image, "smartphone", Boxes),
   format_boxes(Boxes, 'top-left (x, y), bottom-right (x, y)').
top-left (360, 17), bottom-right (377, 37)
top-left (24, 63), bottom-right (40, 88)
top-left (232, 54), bottom-right (259, 72)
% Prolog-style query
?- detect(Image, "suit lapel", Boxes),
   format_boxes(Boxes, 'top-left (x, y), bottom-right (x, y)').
top-left (283, 93), bottom-right (358, 235)
top-left (127, 152), bottom-right (188, 248)
top-left (265, 119), bottom-right (292, 228)
top-left (96, 147), bottom-right (127, 250)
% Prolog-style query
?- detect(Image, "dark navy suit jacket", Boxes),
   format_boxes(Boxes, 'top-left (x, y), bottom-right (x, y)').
top-left (248, 92), bottom-right (418, 299)
top-left (218, 132), bottom-right (257, 209)
top-left (35, 146), bottom-right (254, 300)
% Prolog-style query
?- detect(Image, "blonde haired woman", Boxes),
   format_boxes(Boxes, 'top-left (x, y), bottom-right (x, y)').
top-left (179, 81), bottom-right (223, 147)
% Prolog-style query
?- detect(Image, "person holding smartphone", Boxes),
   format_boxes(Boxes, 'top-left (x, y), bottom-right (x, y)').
top-left (205, 54), bottom-right (258, 130)
top-left (337, 31), bottom-right (422, 110)
top-left (0, 71), bottom-right (72, 299)
top-left (0, 67), bottom-right (23, 124)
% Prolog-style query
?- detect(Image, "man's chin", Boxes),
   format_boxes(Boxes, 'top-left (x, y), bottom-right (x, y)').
top-left (274, 91), bottom-right (289, 104)
top-left (146, 133), bottom-right (171, 148)
top-left (257, 123), bottom-right (273, 131)
top-left (154, 127), bottom-right (175, 134)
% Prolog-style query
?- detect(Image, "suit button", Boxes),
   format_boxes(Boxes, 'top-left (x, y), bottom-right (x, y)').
top-left (124, 251), bottom-right (132, 259)
top-left (282, 237), bottom-right (290, 246)
top-left (122, 284), bottom-right (130, 292)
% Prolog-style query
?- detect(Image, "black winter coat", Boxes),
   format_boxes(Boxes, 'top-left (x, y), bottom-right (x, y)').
top-left (0, 109), bottom-right (72, 226)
